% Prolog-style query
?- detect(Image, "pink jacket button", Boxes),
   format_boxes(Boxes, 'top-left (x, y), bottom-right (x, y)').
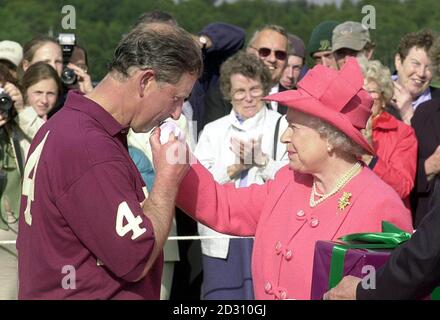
top-left (296, 210), bottom-right (305, 217)
top-left (285, 249), bottom-right (293, 261)
top-left (265, 282), bottom-right (272, 293)
top-left (310, 218), bottom-right (319, 228)
top-left (280, 290), bottom-right (287, 300)
top-left (275, 241), bottom-right (282, 254)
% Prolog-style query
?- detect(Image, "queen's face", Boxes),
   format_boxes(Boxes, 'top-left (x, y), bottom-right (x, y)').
top-left (281, 109), bottom-right (329, 174)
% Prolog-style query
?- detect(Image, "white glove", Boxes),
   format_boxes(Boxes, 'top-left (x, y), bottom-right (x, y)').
top-left (159, 121), bottom-right (185, 145)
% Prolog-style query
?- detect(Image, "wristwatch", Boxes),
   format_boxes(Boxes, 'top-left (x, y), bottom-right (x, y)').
top-left (199, 35), bottom-right (208, 50)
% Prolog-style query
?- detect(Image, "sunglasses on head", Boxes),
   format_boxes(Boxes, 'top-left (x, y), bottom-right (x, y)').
top-left (253, 47), bottom-right (287, 60)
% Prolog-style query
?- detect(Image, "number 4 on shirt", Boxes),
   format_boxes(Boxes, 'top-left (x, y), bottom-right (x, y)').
top-left (116, 202), bottom-right (147, 240)
top-left (22, 131), bottom-right (51, 226)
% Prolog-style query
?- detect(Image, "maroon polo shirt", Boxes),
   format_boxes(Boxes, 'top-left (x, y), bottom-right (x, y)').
top-left (17, 90), bottom-right (162, 299)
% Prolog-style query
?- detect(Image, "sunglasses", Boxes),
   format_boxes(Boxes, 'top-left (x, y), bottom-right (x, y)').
top-left (252, 47), bottom-right (287, 61)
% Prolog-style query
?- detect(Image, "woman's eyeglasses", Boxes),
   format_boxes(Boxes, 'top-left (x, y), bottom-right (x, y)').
top-left (251, 47), bottom-right (287, 61)
top-left (232, 87), bottom-right (264, 101)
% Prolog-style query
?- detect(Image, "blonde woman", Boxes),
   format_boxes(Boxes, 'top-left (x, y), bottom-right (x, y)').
top-left (361, 59), bottom-right (417, 207)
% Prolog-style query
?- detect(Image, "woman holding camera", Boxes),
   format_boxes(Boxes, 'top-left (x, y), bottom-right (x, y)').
top-left (20, 36), bottom-right (93, 118)
top-left (0, 65), bottom-right (30, 300)
top-left (21, 36), bottom-right (63, 77)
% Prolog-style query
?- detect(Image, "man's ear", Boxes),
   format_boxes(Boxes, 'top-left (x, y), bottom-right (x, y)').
top-left (139, 70), bottom-right (156, 98)
top-left (366, 48), bottom-right (374, 60)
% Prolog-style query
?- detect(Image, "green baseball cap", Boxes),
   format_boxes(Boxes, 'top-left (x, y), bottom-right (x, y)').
top-left (307, 21), bottom-right (339, 57)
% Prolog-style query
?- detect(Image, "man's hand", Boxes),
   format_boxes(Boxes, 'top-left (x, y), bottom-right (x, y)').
top-left (67, 63), bottom-right (94, 94)
top-left (425, 145), bottom-right (440, 181)
top-left (323, 275), bottom-right (361, 300)
top-left (150, 127), bottom-right (190, 189)
top-left (134, 127), bottom-right (191, 282)
top-left (191, 34), bottom-right (212, 50)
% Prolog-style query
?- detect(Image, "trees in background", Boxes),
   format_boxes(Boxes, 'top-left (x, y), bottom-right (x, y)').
top-left (1, 0), bottom-right (439, 80)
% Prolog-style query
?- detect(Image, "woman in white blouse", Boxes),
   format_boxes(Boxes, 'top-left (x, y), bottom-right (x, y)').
top-left (195, 51), bottom-right (288, 299)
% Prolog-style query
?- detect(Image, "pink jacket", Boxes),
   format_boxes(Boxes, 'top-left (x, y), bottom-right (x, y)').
top-left (176, 163), bottom-right (413, 300)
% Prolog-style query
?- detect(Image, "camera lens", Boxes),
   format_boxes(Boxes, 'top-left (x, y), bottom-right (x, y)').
top-left (0, 92), bottom-right (13, 113)
top-left (61, 67), bottom-right (77, 85)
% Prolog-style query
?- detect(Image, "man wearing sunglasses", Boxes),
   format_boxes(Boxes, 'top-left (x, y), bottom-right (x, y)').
top-left (247, 25), bottom-right (289, 114)
top-left (203, 24), bottom-right (289, 125)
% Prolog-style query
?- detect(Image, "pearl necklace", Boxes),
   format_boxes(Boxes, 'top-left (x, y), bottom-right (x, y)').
top-left (309, 162), bottom-right (362, 208)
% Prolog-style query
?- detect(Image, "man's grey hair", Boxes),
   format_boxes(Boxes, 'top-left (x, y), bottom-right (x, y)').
top-left (108, 24), bottom-right (203, 84)
top-left (247, 24), bottom-right (288, 48)
top-left (134, 10), bottom-right (177, 27)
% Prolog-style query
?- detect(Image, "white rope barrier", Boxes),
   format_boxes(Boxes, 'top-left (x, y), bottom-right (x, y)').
top-left (0, 235), bottom-right (254, 245)
top-left (0, 241), bottom-right (16, 245)
top-left (168, 235), bottom-right (253, 241)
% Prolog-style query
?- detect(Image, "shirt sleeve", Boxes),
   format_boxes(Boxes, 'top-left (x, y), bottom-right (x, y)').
top-left (56, 160), bottom-right (155, 282)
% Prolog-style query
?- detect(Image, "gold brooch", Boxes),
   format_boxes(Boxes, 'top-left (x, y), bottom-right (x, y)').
top-left (338, 192), bottom-right (352, 211)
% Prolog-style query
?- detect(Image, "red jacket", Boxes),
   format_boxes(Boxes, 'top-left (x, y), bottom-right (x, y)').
top-left (372, 112), bottom-right (417, 205)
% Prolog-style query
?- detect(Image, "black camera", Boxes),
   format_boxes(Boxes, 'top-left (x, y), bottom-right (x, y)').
top-left (0, 88), bottom-right (13, 120)
top-left (58, 33), bottom-right (77, 85)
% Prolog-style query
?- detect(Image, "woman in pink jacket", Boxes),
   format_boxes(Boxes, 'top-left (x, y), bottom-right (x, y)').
top-left (176, 57), bottom-right (413, 300)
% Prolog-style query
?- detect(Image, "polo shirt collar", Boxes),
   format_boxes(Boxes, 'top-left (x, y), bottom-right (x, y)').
top-left (64, 90), bottom-right (128, 136)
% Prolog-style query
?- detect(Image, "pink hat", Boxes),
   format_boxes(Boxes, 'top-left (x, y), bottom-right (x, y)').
top-left (264, 57), bottom-right (374, 155)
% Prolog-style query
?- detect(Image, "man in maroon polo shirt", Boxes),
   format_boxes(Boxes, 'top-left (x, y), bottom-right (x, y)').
top-left (16, 23), bottom-right (202, 299)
